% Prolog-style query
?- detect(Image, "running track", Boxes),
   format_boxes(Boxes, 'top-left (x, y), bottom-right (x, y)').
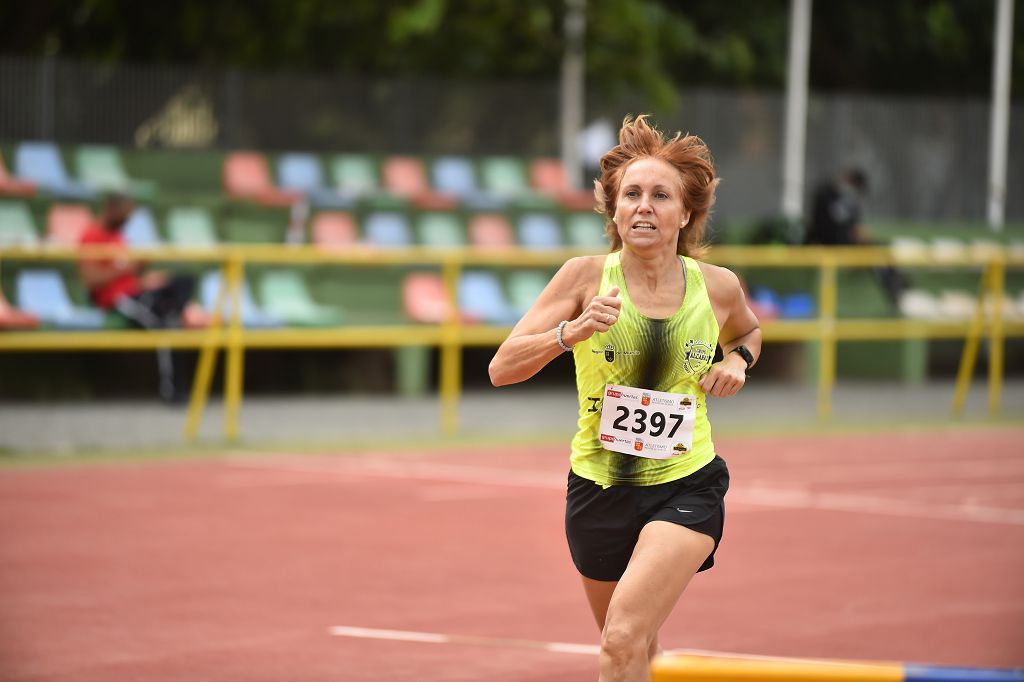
top-left (1, 428), bottom-right (1022, 681)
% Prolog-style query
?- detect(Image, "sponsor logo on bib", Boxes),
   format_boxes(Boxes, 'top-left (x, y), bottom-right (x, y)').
top-left (634, 438), bottom-right (644, 452)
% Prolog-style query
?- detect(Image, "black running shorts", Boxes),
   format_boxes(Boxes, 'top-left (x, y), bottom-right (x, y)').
top-left (565, 455), bottom-right (730, 582)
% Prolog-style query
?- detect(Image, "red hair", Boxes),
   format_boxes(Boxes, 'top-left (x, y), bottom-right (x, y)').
top-left (594, 115), bottom-right (719, 258)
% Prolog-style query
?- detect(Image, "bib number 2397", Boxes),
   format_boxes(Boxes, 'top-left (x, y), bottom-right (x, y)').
top-left (598, 384), bottom-right (696, 459)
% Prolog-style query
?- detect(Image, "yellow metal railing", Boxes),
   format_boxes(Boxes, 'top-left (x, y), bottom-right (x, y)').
top-left (1, 244), bottom-right (1021, 441)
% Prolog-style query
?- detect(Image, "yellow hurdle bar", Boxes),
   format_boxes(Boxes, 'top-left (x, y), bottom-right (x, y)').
top-left (651, 654), bottom-right (904, 682)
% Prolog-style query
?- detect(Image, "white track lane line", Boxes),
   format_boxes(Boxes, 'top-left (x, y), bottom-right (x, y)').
top-left (227, 456), bottom-right (1024, 525)
top-left (326, 625), bottom-right (888, 667)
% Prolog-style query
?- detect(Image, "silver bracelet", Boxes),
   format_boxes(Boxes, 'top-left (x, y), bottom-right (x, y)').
top-left (555, 320), bottom-right (574, 352)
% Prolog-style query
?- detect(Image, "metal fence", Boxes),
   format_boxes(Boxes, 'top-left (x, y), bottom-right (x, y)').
top-left (1, 55), bottom-right (1021, 222)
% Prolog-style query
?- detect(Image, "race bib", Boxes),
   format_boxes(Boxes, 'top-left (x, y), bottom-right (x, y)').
top-left (598, 383), bottom-right (696, 459)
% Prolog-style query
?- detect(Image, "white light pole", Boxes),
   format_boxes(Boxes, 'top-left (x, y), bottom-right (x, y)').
top-left (987, 0), bottom-right (1015, 232)
top-left (781, 0), bottom-right (812, 223)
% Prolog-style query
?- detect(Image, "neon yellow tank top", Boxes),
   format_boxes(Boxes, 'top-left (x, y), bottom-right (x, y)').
top-left (569, 252), bottom-right (720, 487)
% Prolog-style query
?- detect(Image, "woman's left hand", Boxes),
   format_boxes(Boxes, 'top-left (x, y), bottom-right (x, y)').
top-left (699, 353), bottom-right (747, 398)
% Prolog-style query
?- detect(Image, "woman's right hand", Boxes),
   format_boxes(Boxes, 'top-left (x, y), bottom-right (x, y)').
top-left (564, 286), bottom-right (622, 346)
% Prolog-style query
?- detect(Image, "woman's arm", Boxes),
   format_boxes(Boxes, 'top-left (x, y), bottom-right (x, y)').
top-left (489, 256), bottom-right (617, 386)
top-left (698, 264), bottom-right (762, 398)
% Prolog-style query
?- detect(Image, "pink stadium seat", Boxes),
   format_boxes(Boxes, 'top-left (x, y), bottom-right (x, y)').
top-left (311, 211), bottom-right (358, 249)
top-left (224, 152), bottom-right (303, 207)
top-left (47, 204), bottom-right (94, 245)
top-left (382, 156), bottom-right (458, 210)
top-left (468, 213), bottom-right (515, 250)
top-left (529, 158), bottom-right (595, 210)
top-left (0, 288), bottom-right (39, 329)
top-left (0, 151), bottom-right (36, 198)
top-left (401, 272), bottom-right (479, 324)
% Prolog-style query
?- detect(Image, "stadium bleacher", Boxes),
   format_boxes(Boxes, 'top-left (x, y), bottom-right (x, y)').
top-left (1, 140), bottom-right (1022, 392)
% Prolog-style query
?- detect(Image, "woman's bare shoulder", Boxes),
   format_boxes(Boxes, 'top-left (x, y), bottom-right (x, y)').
top-left (555, 255), bottom-right (607, 291)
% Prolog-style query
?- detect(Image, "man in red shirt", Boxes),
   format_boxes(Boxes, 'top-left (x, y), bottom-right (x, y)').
top-left (79, 193), bottom-right (201, 401)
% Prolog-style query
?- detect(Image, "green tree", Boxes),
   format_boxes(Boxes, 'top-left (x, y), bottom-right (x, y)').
top-left (1, 0), bottom-right (1019, 104)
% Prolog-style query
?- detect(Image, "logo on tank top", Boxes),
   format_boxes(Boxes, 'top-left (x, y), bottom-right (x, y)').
top-left (593, 342), bottom-right (640, 363)
top-left (683, 339), bottom-right (714, 374)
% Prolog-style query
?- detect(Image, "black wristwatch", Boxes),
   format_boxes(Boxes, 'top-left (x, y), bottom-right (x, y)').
top-left (730, 345), bottom-right (754, 370)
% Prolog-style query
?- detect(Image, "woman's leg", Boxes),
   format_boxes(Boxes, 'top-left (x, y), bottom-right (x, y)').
top-left (581, 577), bottom-right (662, 661)
top-left (597, 521), bottom-right (713, 682)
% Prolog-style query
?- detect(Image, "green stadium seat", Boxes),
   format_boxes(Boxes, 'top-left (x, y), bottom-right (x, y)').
top-left (75, 145), bottom-right (158, 200)
top-left (416, 211), bottom-right (465, 247)
top-left (167, 206), bottom-right (218, 246)
top-left (330, 154), bottom-right (380, 197)
top-left (258, 270), bottom-right (343, 327)
top-left (480, 156), bottom-right (530, 197)
top-left (0, 201), bottom-right (40, 246)
top-left (566, 211), bottom-right (608, 249)
top-left (506, 270), bottom-right (550, 317)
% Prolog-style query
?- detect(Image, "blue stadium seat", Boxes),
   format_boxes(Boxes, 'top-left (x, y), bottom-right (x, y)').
top-left (458, 270), bottom-right (518, 324)
top-left (432, 156), bottom-right (505, 210)
top-left (432, 156), bottom-right (477, 195)
top-left (364, 211), bottom-right (412, 248)
top-left (517, 212), bottom-right (563, 249)
top-left (122, 207), bottom-right (162, 247)
top-left (277, 153), bottom-right (353, 208)
top-left (14, 142), bottom-right (96, 200)
top-left (15, 269), bottom-right (105, 329)
top-left (199, 271), bottom-right (281, 328)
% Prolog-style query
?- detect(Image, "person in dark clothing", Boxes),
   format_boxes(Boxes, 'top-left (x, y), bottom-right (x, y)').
top-left (805, 168), bottom-right (908, 307)
top-left (805, 168), bottom-right (870, 246)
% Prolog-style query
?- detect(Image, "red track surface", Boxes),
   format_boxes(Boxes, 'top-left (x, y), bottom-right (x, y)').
top-left (1, 428), bottom-right (1022, 681)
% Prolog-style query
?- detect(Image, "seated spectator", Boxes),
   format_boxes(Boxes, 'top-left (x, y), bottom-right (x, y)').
top-left (805, 168), bottom-right (908, 307)
top-left (79, 193), bottom-right (206, 401)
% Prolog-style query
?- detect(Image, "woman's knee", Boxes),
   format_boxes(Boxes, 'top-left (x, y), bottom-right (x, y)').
top-left (600, 620), bottom-right (651, 667)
